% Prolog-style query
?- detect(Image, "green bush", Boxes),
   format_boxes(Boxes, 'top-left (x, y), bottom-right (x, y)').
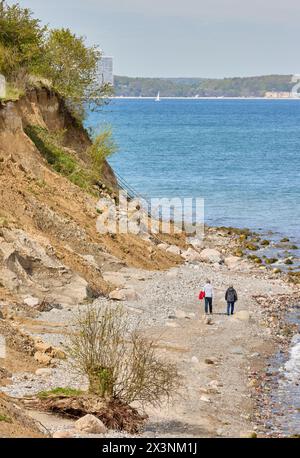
top-left (25, 125), bottom-right (116, 192)
top-left (88, 129), bottom-right (117, 178)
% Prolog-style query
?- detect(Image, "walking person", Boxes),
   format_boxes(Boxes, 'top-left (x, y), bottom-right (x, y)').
top-left (203, 280), bottom-right (214, 315)
top-left (225, 285), bottom-right (238, 316)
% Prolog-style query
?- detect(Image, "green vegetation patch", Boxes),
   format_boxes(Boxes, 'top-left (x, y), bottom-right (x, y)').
top-left (0, 413), bottom-right (12, 423)
top-left (25, 125), bottom-right (116, 194)
top-left (37, 387), bottom-right (84, 399)
top-left (24, 125), bottom-right (92, 193)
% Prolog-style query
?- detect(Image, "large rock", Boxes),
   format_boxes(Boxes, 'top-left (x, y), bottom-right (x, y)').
top-left (75, 414), bottom-right (107, 434)
top-left (166, 245), bottom-right (181, 256)
top-left (199, 248), bottom-right (222, 264)
top-left (0, 228), bottom-right (89, 305)
top-left (157, 243), bottom-right (169, 251)
top-left (181, 248), bottom-right (202, 262)
top-left (109, 288), bottom-right (138, 301)
top-left (34, 351), bottom-right (52, 366)
top-left (224, 255), bottom-right (241, 270)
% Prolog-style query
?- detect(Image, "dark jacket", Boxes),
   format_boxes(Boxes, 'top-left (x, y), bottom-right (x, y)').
top-left (225, 287), bottom-right (238, 303)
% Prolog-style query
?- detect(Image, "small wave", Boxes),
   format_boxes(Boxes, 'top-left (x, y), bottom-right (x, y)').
top-left (284, 335), bottom-right (300, 382)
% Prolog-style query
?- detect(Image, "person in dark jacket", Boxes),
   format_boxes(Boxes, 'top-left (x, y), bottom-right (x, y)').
top-left (225, 285), bottom-right (238, 316)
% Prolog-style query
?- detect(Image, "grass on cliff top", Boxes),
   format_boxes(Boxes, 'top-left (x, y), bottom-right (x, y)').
top-left (25, 125), bottom-right (116, 194)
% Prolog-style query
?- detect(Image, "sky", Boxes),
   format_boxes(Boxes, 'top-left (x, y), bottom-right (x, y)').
top-left (10, 0), bottom-right (300, 78)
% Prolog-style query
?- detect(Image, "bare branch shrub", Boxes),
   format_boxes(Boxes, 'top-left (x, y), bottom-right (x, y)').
top-left (67, 304), bottom-right (180, 407)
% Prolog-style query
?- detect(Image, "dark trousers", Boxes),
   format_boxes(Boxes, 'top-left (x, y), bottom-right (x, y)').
top-left (205, 297), bottom-right (213, 314)
top-left (227, 302), bottom-right (235, 315)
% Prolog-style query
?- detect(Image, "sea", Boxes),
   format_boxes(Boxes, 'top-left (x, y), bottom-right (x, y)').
top-left (87, 98), bottom-right (300, 435)
top-left (87, 98), bottom-right (299, 243)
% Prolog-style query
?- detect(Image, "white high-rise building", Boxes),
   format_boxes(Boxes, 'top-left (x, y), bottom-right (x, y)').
top-left (98, 56), bottom-right (114, 86)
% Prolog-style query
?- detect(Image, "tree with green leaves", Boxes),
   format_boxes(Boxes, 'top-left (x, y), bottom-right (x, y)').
top-left (0, 0), bottom-right (45, 78)
top-left (41, 28), bottom-right (112, 119)
top-left (0, 1), bottom-right (112, 119)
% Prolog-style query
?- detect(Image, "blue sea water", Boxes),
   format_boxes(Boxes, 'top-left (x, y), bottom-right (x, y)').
top-left (87, 99), bottom-right (300, 245)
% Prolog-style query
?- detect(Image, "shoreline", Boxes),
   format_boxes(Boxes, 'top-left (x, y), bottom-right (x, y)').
top-left (110, 96), bottom-right (300, 101)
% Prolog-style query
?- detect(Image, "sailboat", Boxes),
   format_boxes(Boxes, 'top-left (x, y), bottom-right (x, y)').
top-left (155, 92), bottom-right (160, 102)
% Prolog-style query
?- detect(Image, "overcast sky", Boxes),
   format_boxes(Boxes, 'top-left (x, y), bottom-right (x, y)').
top-left (11, 0), bottom-right (300, 78)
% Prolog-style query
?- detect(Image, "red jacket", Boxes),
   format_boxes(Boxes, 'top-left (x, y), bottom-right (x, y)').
top-left (199, 291), bottom-right (205, 300)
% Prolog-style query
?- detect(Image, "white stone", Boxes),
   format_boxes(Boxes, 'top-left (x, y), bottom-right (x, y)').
top-left (35, 368), bottom-right (53, 377)
top-left (199, 248), bottom-right (222, 264)
top-left (157, 243), bottom-right (169, 251)
top-left (109, 288), bottom-right (138, 301)
top-left (191, 356), bottom-right (199, 364)
top-left (75, 414), bottom-right (107, 434)
top-left (166, 245), bottom-right (181, 256)
top-left (23, 296), bottom-right (39, 307)
top-left (181, 247), bottom-right (202, 262)
top-left (200, 395), bottom-right (211, 403)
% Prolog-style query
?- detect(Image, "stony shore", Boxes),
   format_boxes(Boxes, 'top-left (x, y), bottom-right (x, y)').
top-left (1, 228), bottom-right (299, 438)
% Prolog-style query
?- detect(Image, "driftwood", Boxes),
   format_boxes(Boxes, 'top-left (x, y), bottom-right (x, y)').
top-left (22, 395), bottom-right (147, 434)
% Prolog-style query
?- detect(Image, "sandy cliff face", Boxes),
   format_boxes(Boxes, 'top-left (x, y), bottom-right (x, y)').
top-left (0, 88), bottom-right (181, 306)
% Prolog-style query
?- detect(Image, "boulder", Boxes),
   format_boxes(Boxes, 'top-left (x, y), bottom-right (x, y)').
top-left (34, 351), bottom-right (52, 366)
top-left (75, 414), bottom-right (107, 434)
top-left (51, 348), bottom-right (66, 360)
top-left (224, 256), bottom-right (241, 270)
top-left (109, 288), bottom-right (138, 301)
top-left (34, 341), bottom-right (52, 354)
top-left (166, 245), bottom-right (181, 256)
top-left (181, 248), bottom-right (202, 262)
top-left (35, 368), bottom-right (53, 377)
top-left (199, 248), bottom-right (222, 264)
top-left (157, 243), bottom-right (169, 251)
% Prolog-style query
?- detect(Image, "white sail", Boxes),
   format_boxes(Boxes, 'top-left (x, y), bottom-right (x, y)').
top-left (155, 92), bottom-right (160, 102)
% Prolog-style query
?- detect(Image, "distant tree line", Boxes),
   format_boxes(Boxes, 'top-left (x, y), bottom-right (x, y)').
top-left (114, 75), bottom-right (294, 97)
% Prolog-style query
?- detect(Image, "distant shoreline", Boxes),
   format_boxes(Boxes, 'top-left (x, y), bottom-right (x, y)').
top-left (111, 96), bottom-right (300, 100)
